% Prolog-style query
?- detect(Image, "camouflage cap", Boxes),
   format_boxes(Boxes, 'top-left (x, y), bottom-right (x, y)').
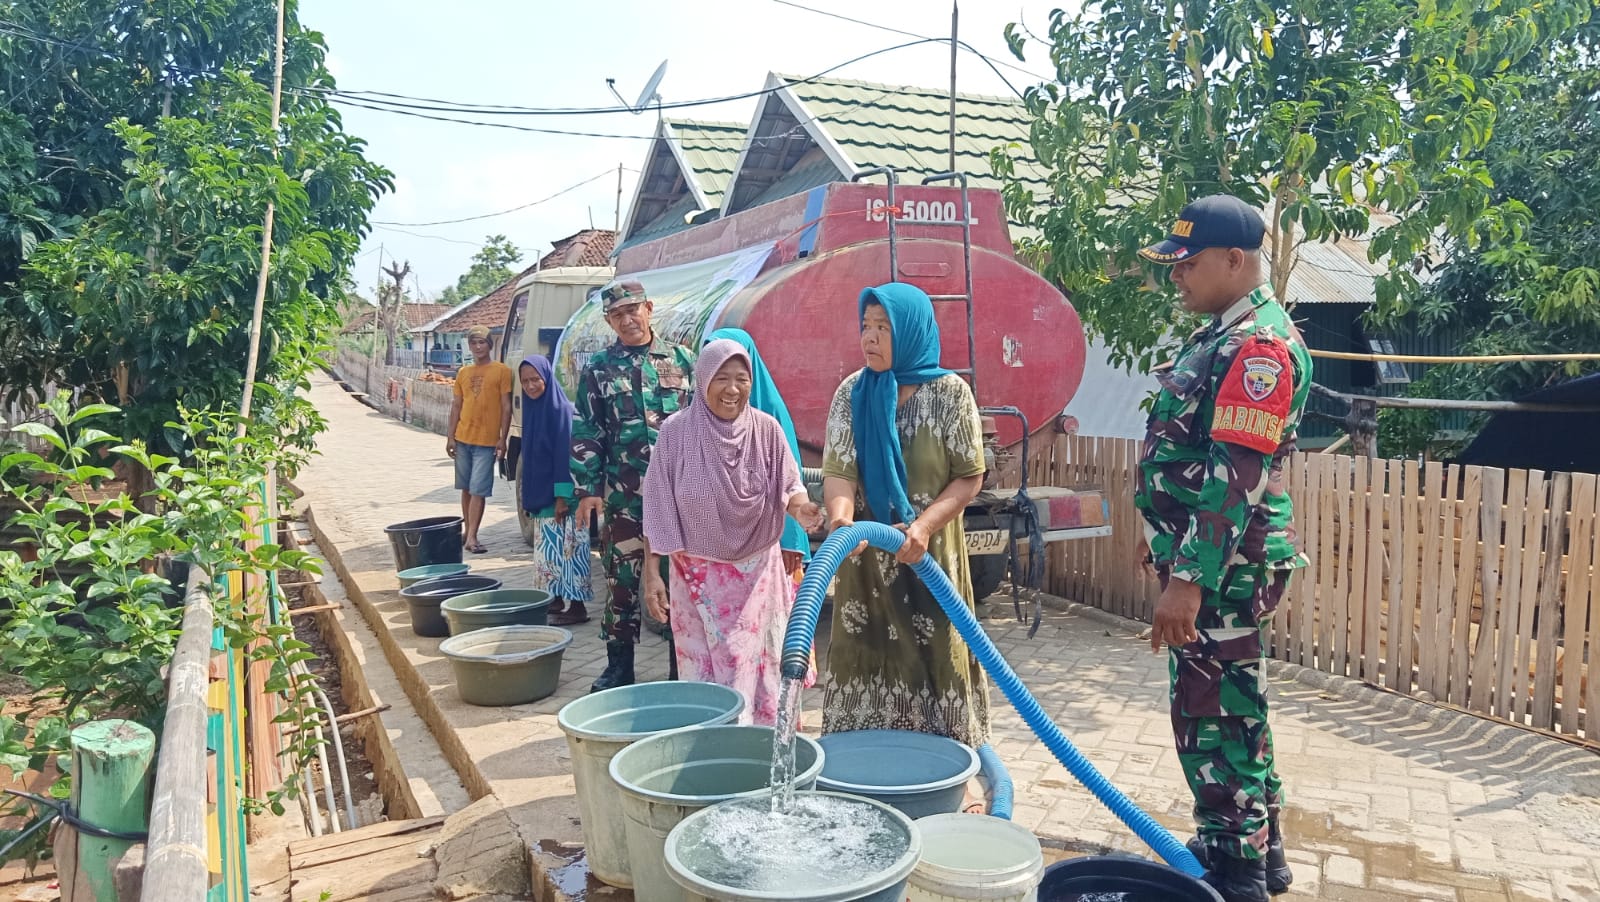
top-left (600, 279), bottom-right (648, 313)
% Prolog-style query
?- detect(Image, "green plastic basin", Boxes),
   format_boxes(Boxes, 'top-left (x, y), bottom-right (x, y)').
top-left (437, 625), bottom-right (572, 706)
top-left (441, 588), bottom-right (552, 635)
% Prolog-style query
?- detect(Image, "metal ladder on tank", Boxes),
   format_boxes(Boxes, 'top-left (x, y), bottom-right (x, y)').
top-left (849, 167), bottom-right (978, 399)
top-left (850, 166), bottom-right (1048, 634)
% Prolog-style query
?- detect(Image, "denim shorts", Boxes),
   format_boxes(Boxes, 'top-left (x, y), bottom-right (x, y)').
top-left (453, 442), bottom-right (496, 497)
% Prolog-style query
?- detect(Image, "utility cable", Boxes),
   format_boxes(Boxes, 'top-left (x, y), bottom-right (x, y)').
top-left (370, 169), bottom-right (618, 227)
top-left (300, 39), bottom-right (942, 116)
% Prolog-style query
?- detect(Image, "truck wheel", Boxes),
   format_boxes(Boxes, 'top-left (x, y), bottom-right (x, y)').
top-left (969, 552), bottom-right (1008, 601)
top-left (515, 467), bottom-right (539, 548)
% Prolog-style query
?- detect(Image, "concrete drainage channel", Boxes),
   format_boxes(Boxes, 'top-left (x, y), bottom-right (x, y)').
top-left (282, 498), bottom-right (582, 901)
top-left (267, 511), bottom-right (548, 902)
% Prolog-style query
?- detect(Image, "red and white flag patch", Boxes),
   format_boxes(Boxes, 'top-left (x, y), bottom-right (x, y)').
top-left (1211, 335), bottom-right (1293, 453)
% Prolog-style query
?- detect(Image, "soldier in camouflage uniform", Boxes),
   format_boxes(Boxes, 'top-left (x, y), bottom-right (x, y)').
top-left (1133, 195), bottom-right (1312, 902)
top-left (571, 279), bottom-right (696, 691)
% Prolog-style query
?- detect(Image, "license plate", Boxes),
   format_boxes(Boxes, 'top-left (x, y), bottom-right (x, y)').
top-left (964, 528), bottom-right (1009, 555)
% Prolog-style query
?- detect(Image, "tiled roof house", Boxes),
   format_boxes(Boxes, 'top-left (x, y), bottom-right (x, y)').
top-left (433, 229), bottom-right (617, 335)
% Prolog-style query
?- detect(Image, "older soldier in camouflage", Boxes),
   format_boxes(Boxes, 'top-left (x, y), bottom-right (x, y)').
top-left (1134, 195), bottom-right (1312, 902)
top-left (571, 279), bottom-right (696, 692)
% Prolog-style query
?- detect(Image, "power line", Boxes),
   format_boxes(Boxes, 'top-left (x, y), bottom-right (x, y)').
top-left (370, 168), bottom-right (619, 227)
top-left (302, 39), bottom-right (942, 117)
top-left (766, 0), bottom-right (1048, 97)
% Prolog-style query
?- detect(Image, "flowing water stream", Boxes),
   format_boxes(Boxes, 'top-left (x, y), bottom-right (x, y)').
top-left (768, 674), bottom-right (803, 814)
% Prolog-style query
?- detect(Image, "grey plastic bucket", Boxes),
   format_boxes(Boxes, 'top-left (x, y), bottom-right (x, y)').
top-left (556, 681), bottom-right (745, 888)
top-left (441, 588), bottom-right (552, 635)
top-left (816, 729), bottom-right (980, 819)
top-left (609, 725), bottom-right (825, 902)
top-left (664, 790), bottom-right (922, 902)
top-left (438, 625), bottom-right (571, 706)
top-left (397, 562), bottom-right (470, 588)
top-left (398, 574), bottom-right (502, 638)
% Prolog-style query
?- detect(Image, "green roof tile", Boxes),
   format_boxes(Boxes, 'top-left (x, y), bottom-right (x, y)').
top-left (774, 74), bottom-right (1048, 196)
top-left (663, 119), bottom-right (745, 207)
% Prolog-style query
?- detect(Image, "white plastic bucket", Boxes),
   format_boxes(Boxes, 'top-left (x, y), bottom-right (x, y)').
top-left (904, 814), bottom-right (1044, 902)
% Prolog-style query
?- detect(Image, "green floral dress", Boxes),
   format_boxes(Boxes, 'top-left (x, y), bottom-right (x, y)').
top-left (820, 372), bottom-right (991, 746)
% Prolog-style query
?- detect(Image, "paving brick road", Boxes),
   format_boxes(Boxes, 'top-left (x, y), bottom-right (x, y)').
top-left (298, 371), bottom-right (1600, 901)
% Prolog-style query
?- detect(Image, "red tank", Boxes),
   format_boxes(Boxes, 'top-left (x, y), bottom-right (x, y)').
top-left (576, 181), bottom-right (1086, 454)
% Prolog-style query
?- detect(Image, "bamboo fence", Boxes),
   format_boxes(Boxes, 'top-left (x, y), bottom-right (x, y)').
top-left (1030, 435), bottom-right (1599, 743)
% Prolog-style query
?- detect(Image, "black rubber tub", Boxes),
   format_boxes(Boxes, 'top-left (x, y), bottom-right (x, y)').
top-left (398, 574), bottom-right (502, 637)
top-left (1036, 856), bottom-right (1223, 901)
top-left (384, 516), bottom-right (464, 572)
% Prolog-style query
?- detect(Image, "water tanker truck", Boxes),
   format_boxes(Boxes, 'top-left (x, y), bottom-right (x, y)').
top-left (518, 170), bottom-right (1109, 622)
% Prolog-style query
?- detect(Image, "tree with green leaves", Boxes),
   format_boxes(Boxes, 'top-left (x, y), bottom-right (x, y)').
top-left (996, 0), bottom-right (1594, 372)
top-left (437, 234), bottom-right (523, 307)
top-left (1378, 29), bottom-right (1600, 454)
top-left (0, 1), bottom-right (390, 455)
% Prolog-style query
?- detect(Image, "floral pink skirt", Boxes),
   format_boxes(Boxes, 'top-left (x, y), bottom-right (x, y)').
top-left (668, 548), bottom-right (815, 726)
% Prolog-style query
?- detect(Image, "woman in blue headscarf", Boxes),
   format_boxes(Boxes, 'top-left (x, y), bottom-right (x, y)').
top-left (704, 327), bottom-right (813, 575)
top-left (819, 282), bottom-right (990, 754)
top-left (518, 355), bottom-right (593, 625)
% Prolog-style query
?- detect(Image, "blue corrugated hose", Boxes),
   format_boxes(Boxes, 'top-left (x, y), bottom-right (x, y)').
top-left (976, 742), bottom-right (1013, 820)
top-left (780, 521), bottom-right (1205, 877)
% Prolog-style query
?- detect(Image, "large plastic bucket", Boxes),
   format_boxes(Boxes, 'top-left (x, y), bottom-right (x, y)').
top-left (664, 790), bottom-right (922, 902)
top-left (557, 682), bottom-right (745, 888)
top-left (399, 574), bottom-right (502, 638)
top-left (438, 625), bottom-right (571, 706)
top-left (383, 516), bottom-right (463, 571)
top-left (609, 725), bottom-right (826, 902)
top-left (816, 729), bottom-right (980, 819)
top-left (441, 588), bottom-right (552, 635)
top-left (905, 813), bottom-right (1044, 901)
top-left (1035, 856), bottom-right (1223, 901)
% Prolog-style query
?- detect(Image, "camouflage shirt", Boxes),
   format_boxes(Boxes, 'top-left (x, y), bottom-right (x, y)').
top-left (1135, 287), bottom-right (1313, 592)
top-left (569, 335), bottom-right (696, 506)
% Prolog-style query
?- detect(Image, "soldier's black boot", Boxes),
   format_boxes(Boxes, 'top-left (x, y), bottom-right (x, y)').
top-left (1203, 850), bottom-right (1269, 902)
top-left (590, 641), bottom-right (635, 693)
top-left (1186, 838), bottom-right (1270, 902)
top-left (1265, 812), bottom-right (1292, 895)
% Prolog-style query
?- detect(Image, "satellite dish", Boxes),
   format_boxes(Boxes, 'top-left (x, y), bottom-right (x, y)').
top-left (632, 60), bottom-right (668, 113)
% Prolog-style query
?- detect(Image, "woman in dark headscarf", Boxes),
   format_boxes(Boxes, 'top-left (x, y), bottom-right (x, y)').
top-left (820, 282), bottom-right (990, 751)
top-left (641, 339), bottom-right (823, 725)
top-left (518, 355), bottom-right (592, 625)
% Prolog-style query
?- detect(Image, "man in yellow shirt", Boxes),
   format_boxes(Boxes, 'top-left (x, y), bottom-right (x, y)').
top-left (447, 325), bottom-right (514, 553)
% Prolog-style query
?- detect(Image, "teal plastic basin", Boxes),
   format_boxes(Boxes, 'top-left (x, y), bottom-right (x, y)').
top-left (396, 562), bottom-right (469, 588)
top-left (816, 729), bottom-right (980, 819)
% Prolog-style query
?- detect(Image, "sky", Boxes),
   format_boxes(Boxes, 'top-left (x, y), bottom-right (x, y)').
top-left (298, 0), bottom-right (1068, 300)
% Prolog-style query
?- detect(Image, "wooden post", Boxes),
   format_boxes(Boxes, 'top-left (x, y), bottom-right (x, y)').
top-left (59, 720), bottom-right (155, 902)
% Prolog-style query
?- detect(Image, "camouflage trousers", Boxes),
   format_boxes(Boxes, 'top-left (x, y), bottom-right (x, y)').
top-left (1162, 563), bottom-right (1290, 862)
top-left (598, 503), bottom-right (670, 644)
top-left (599, 502), bottom-right (645, 644)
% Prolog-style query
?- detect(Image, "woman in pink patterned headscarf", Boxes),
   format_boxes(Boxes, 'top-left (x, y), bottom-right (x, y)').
top-left (642, 338), bottom-right (823, 725)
